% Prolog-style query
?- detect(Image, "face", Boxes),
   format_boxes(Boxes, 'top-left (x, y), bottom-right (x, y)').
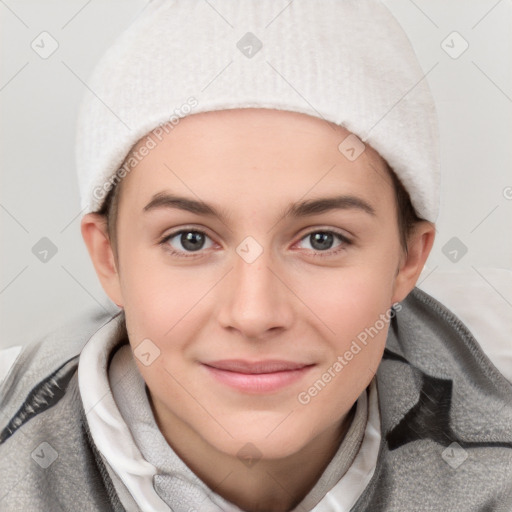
top-left (94, 108), bottom-right (414, 460)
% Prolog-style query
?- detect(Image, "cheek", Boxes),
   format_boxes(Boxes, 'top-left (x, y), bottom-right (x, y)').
top-left (295, 251), bottom-right (397, 339)
top-left (290, 268), bottom-right (390, 425)
top-left (119, 261), bottom-right (207, 409)
top-left (291, 258), bottom-right (395, 409)
top-left (118, 242), bottom-right (212, 337)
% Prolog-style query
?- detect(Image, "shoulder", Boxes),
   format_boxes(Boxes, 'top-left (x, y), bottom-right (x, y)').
top-left (386, 283), bottom-right (512, 419)
top-left (0, 307), bottom-right (124, 510)
top-left (363, 283), bottom-right (512, 510)
top-left (0, 372), bottom-right (124, 510)
top-left (0, 306), bottom-right (116, 433)
top-left (416, 267), bottom-right (512, 382)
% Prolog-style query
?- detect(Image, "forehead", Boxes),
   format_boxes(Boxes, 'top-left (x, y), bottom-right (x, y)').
top-left (119, 108), bottom-right (394, 214)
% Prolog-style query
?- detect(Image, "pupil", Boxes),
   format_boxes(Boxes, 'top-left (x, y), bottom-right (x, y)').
top-left (182, 231), bottom-right (204, 251)
top-left (311, 232), bottom-right (333, 251)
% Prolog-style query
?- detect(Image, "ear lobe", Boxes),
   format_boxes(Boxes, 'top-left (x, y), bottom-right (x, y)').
top-left (391, 221), bottom-right (436, 304)
top-left (80, 213), bottom-right (124, 307)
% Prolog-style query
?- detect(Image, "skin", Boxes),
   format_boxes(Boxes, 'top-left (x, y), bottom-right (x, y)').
top-left (81, 108), bottom-right (435, 512)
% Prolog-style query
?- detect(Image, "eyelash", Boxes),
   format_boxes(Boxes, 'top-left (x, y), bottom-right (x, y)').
top-left (158, 227), bottom-right (352, 259)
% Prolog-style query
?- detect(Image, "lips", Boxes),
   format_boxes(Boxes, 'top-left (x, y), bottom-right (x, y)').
top-left (204, 359), bottom-right (311, 374)
top-left (202, 359), bottom-right (315, 393)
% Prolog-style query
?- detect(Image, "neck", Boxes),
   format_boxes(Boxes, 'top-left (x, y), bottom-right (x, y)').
top-left (149, 394), bottom-right (355, 512)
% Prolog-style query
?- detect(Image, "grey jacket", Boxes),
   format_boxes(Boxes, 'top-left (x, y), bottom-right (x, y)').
top-left (1, 288), bottom-right (512, 511)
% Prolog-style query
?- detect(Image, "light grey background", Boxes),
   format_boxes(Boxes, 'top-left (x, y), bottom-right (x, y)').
top-left (1, 0), bottom-right (511, 349)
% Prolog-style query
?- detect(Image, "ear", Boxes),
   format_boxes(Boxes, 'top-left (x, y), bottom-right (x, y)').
top-left (391, 221), bottom-right (436, 303)
top-left (80, 213), bottom-right (124, 307)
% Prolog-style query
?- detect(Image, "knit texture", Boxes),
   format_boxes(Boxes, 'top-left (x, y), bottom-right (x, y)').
top-left (75, 0), bottom-right (440, 221)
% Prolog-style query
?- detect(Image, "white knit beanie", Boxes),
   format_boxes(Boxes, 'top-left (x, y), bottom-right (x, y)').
top-left (75, 0), bottom-right (440, 222)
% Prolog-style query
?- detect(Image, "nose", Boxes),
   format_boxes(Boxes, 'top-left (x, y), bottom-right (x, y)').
top-left (217, 249), bottom-right (294, 341)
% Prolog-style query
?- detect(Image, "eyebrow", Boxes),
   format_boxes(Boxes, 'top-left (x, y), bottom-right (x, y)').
top-left (143, 192), bottom-right (376, 222)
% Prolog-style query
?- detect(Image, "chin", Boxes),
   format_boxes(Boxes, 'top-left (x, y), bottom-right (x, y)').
top-left (203, 417), bottom-right (317, 461)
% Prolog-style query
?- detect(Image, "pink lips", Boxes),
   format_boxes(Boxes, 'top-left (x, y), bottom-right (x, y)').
top-left (202, 359), bottom-right (314, 393)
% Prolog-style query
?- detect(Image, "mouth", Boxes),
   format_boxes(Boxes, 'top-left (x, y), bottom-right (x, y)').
top-left (202, 359), bottom-right (315, 394)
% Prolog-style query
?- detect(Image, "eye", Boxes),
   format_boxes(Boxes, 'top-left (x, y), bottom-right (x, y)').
top-left (160, 228), bottom-right (214, 258)
top-left (296, 230), bottom-right (351, 257)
